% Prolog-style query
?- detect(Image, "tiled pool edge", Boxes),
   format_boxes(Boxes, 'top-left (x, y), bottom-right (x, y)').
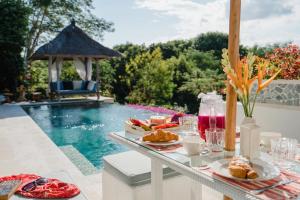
top-left (60, 145), bottom-right (100, 175)
top-left (0, 104), bottom-right (102, 200)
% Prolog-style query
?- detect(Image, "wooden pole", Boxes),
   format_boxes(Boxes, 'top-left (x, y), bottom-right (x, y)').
top-left (225, 0), bottom-right (241, 151)
top-left (224, 0), bottom-right (241, 199)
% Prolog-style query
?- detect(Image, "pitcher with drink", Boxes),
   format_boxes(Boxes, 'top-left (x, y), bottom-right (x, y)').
top-left (198, 92), bottom-right (225, 141)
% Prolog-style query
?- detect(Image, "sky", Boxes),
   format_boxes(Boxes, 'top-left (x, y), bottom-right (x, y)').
top-left (93, 0), bottom-right (300, 48)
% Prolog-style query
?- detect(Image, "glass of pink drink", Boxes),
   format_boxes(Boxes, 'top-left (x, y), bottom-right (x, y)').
top-left (198, 115), bottom-right (225, 140)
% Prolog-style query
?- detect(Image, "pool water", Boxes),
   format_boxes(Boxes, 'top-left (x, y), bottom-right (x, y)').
top-left (23, 103), bottom-right (161, 168)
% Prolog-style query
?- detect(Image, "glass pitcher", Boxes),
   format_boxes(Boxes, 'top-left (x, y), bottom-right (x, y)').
top-left (198, 92), bottom-right (225, 140)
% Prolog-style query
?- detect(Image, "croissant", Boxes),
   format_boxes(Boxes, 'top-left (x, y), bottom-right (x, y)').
top-left (228, 156), bottom-right (258, 179)
top-left (143, 129), bottom-right (179, 142)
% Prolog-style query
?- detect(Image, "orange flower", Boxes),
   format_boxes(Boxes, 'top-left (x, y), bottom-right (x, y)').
top-left (257, 69), bottom-right (281, 93)
top-left (222, 48), bottom-right (280, 117)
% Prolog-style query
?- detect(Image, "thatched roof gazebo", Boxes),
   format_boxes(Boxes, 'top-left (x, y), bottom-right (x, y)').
top-left (30, 19), bottom-right (121, 100)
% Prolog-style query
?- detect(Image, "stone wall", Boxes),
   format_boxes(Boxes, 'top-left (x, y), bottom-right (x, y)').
top-left (251, 80), bottom-right (300, 106)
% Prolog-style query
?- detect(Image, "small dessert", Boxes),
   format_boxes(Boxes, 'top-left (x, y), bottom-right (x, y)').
top-left (130, 118), bottom-right (151, 131)
top-left (152, 123), bottom-right (178, 130)
top-left (143, 129), bottom-right (179, 142)
top-left (150, 116), bottom-right (167, 125)
top-left (228, 156), bottom-right (258, 179)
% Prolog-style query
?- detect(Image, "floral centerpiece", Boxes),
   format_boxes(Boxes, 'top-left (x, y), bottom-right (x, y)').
top-left (221, 49), bottom-right (281, 117)
top-left (221, 49), bottom-right (281, 159)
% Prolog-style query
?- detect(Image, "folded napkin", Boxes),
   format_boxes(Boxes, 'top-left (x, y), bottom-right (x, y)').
top-left (0, 174), bottom-right (80, 199)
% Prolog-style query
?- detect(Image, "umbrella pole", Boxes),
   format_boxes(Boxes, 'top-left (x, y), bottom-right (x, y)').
top-left (224, 0), bottom-right (241, 199)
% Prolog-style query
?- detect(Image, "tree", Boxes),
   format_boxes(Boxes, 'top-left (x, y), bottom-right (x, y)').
top-left (185, 50), bottom-right (220, 71)
top-left (126, 48), bottom-right (175, 105)
top-left (0, 0), bottom-right (29, 92)
top-left (93, 60), bottom-right (115, 96)
top-left (148, 40), bottom-right (193, 59)
top-left (25, 0), bottom-right (114, 62)
top-left (179, 69), bottom-right (226, 113)
top-left (193, 32), bottom-right (228, 59)
top-left (111, 43), bottom-right (147, 103)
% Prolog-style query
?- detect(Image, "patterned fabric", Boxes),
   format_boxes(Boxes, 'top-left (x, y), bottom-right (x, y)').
top-left (0, 174), bottom-right (80, 199)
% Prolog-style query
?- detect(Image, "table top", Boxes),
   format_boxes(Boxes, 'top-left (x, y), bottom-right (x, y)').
top-left (111, 131), bottom-right (300, 200)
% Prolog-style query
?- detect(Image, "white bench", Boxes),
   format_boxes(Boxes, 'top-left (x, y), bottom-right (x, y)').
top-left (102, 151), bottom-right (193, 200)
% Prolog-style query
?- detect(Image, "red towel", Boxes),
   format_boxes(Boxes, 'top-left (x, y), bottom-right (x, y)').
top-left (0, 174), bottom-right (80, 199)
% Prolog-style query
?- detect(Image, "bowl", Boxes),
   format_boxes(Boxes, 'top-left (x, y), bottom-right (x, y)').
top-left (183, 135), bottom-right (205, 155)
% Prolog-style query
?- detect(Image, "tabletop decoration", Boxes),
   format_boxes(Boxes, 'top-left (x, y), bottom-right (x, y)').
top-left (222, 49), bottom-right (281, 159)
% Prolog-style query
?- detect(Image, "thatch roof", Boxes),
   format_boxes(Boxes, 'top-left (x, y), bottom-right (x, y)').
top-left (30, 20), bottom-right (121, 60)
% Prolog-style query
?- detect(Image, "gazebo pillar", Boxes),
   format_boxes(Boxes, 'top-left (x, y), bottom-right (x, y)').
top-left (96, 59), bottom-right (100, 100)
top-left (56, 57), bottom-right (61, 101)
top-left (48, 56), bottom-right (52, 95)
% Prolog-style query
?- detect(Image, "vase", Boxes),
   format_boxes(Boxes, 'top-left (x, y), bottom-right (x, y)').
top-left (240, 117), bottom-right (260, 160)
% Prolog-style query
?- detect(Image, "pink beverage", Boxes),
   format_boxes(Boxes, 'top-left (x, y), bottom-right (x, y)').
top-left (198, 115), bottom-right (225, 140)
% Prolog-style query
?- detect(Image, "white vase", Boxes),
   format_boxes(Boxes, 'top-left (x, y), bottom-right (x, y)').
top-left (240, 117), bottom-right (260, 160)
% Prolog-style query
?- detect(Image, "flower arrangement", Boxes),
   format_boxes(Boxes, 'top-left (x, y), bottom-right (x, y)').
top-left (221, 49), bottom-right (281, 117)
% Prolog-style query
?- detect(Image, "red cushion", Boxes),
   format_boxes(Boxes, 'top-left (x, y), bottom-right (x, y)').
top-left (0, 174), bottom-right (80, 199)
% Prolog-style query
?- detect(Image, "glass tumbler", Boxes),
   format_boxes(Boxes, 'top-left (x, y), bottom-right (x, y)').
top-left (179, 116), bottom-right (198, 136)
top-left (271, 137), bottom-right (298, 168)
top-left (205, 128), bottom-right (225, 152)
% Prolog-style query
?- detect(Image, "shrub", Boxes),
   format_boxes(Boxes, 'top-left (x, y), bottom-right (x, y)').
top-left (266, 45), bottom-right (300, 79)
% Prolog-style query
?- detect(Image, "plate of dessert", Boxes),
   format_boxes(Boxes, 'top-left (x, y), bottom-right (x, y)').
top-left (141, 129), bottom-right (181, 146)
top-left (125, 113), bottom-right (183, 136)
top-left (210, 156), bottom-right (280, 181)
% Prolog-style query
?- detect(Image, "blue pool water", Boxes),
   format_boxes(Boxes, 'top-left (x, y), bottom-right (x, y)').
top-left (23, 103), bottom-right (160, 168)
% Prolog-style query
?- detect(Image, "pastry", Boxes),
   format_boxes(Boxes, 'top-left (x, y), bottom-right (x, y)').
top-left (150, 116), bottom-right (167, 125)
top-left (142, 129), bottom-right (179, 142)
top-left (228, 156), bottom-right (258, 179)
top-left (228, 165), bottom-right (248, 179)
top-left (247, 170), bottom-right (258, 179)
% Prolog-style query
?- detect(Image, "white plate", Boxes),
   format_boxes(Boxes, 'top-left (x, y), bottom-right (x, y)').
top-left (140, 137), bottom-right (182, 146)
top-left (210, 158), bottom-right (280, 182)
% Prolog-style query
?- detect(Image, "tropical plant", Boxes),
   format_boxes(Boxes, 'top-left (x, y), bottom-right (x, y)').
top-left (222, 49), bottom-right (281, 117)
top-left (266, 44), bottom-right (300, 80)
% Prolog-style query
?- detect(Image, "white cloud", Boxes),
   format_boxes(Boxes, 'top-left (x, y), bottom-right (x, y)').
top-left (134, 0), bottom-right (300, 46)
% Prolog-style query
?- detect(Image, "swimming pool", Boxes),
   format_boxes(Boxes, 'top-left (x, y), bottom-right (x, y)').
top-left (23, 103), bottom-right (162, 170)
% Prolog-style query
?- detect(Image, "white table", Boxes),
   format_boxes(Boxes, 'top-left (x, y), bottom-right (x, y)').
top-left (110, 132), bottom-right (276, 200)
top-left (109, 132), bottom-right (253, 200)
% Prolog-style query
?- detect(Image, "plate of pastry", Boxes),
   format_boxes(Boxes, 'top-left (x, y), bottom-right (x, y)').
top-left (210, 156), bottom-right (280, 181)
top-left (141, 129), bottom-right (181, 146)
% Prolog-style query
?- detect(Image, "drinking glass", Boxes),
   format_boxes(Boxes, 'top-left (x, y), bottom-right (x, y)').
top-left (271, 137), bottom-right (298, 169)
top-left (179, 116), bottom-right (198, 136)
top-left (205, 128), bottom-right (225, 152)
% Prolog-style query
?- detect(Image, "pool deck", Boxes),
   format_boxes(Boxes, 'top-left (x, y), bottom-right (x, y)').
top-left (0, 104), bottom-right (102, 200)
